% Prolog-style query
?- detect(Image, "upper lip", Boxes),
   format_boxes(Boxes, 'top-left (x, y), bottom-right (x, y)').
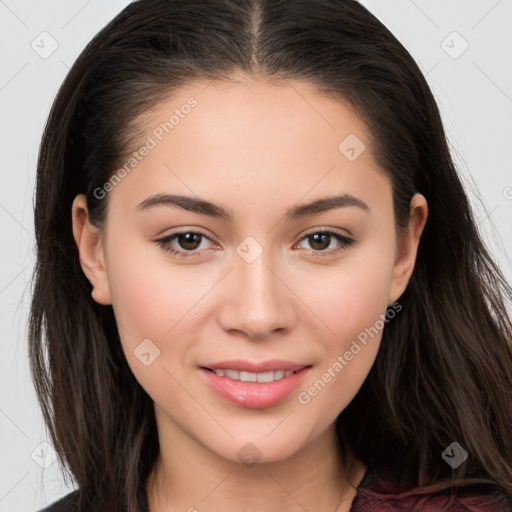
top-left (201, 359), bottom-right (311, 373)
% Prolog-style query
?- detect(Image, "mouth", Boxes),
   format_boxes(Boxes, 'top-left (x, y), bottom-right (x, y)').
top-left (198, 362), bottom-right (313, 408)
top-left (201, 367), bottom-right (310, 383)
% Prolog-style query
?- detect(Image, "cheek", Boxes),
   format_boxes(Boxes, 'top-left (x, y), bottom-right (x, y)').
top-left (303, 244), bottom-right (395, 344)
top-left (105, 229), bottom-right (210, 337)
top-left (104, 232), bottom-right (210, 389)
top-left (297, 295), bottom-right (386, 421)
top-left (295, 245), bottom-right (394, 407)
top-left (105, 242), bottom-right (207, 407)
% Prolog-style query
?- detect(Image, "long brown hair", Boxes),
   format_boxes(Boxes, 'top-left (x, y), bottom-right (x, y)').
top-left (29, 0), bottom-right (512, 510)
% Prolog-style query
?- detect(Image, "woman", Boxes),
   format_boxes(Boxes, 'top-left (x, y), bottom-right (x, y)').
top-left (31, 0), bottom-right (512, 510)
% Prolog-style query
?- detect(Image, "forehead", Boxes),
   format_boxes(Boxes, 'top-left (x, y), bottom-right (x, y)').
top-left (137, 76), bottom-right (372, 161)
top-left (108, 77), bottom-right (392, 224)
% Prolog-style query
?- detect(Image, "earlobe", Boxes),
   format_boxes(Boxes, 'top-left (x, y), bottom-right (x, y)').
top-left (388, 193), bottom-right (428, 305)
top-left (71, 194), bottom-right (112, 305)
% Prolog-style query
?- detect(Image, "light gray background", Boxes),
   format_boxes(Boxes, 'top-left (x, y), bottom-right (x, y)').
top-left (1, 1), bottom-right (511, 510)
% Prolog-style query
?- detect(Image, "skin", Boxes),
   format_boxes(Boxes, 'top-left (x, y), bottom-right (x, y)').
top-left (72, 76), bottom-right (428, 512)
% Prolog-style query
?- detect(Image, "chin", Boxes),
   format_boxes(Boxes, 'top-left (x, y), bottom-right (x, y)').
top-left (210, 436), bottom-right (306, 467)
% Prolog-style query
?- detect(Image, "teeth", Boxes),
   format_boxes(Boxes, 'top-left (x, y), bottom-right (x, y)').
top-left (240, 371), bottom-right (257, 382)
top-left (212, 369), bottom-right (297, 382)
top-left (224, 369), bottom-right (240, 380)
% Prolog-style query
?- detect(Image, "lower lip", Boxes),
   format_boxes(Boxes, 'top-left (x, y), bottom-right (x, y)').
top-left (198, 367), bottom-right (311, 409)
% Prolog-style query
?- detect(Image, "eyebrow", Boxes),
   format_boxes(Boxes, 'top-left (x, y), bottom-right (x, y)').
top-left (135, 193), bottom-right (370, 222)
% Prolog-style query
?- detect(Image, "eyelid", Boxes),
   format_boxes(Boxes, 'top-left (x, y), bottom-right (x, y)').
top-left (300, 226), bottom-right (353, 239)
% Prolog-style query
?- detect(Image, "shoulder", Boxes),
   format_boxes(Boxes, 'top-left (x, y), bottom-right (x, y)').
top-left (37, 490), bottom-right (80, 512)
top-left (351, 467), bottom-right (512, 512)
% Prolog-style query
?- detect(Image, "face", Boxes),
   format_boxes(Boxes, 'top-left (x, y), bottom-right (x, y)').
top-left (73, 76), bottom-right (427, 465)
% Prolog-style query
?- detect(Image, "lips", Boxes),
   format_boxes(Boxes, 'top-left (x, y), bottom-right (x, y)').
top-left (201, 359), bottom-right (310, 373)
top-left (199, 365), bottom-right (312, 408)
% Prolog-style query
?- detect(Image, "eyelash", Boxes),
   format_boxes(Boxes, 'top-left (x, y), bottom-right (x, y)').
top-left (155, 229), bottom-right (356, 259)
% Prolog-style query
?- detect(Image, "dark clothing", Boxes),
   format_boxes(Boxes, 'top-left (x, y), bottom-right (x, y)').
top-left (38, 467), bottom-right (512, 511)
top-left (38, 490), bottom-right (79, 512)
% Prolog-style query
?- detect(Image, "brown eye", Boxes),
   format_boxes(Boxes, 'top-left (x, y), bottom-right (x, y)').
top-left (155, 231), bottom-right (215, 258)
top-left (295, 230), bottom-right (355, 256)
top-left (307, 233), bottom-right (331, 251)
top-left (175, 232), bottom-right (202, 251)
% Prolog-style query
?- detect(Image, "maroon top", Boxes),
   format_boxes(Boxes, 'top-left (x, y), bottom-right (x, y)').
top-left (350, 466), bottom-right (512, 511)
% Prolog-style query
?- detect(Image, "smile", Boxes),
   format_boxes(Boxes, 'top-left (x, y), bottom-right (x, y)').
top-left (199, 366), bottom-right (312, 408)
top-left (205, 368), bottom-right (299, 382)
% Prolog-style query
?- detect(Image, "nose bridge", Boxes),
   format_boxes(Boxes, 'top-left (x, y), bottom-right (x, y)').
top-left (237, 244), bottom-right (283, 310)
top-left (238, 250), bottom-right (279, 303)
top-left (220, 237), bottom-right (293, 337)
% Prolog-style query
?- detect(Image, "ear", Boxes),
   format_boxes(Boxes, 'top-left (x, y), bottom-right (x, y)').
top-left (71, 194), bottom-right (112, 305)
top-left (388, 193), bottom-right (428, 305)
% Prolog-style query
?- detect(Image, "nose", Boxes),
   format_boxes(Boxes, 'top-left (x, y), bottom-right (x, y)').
top-left (217, 251), bottom-right (296, 340)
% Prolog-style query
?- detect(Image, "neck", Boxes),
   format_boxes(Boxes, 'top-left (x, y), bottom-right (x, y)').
top-left (146, 409), bottom-right (366, 512)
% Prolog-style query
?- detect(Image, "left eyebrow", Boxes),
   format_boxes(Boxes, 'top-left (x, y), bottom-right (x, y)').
top-left (285, 194), bottom-right (370, 221)
top-left (134, 193), bottom-right (370, 222)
